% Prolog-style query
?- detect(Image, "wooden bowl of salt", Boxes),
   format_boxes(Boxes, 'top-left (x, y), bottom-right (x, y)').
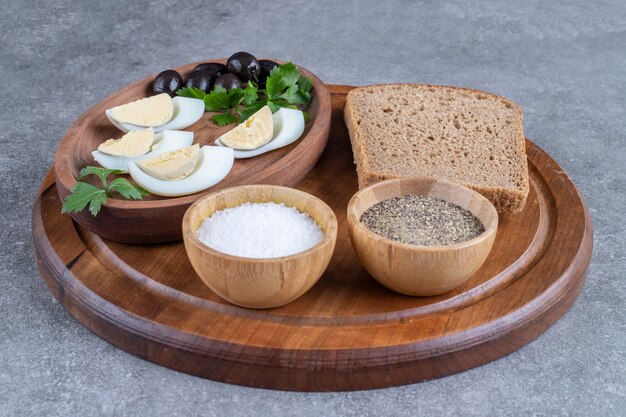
top-left (182, 185), bottom-right (337, 309)
top-left (347, 177), bottom-right (498, 296)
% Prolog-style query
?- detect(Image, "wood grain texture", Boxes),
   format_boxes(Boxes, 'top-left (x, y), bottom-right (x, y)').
top-left (182, 185), bottom-right (338, 309)
top-left (54, 59), bottom-right (332, 243)
top-left (347, 177), bottom-right (498, 296)
top-left (33, 84), bottom-right (593, 391)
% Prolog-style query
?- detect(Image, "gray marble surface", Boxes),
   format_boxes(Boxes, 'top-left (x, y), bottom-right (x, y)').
top-left (1, 0), bottom-right (624, 415)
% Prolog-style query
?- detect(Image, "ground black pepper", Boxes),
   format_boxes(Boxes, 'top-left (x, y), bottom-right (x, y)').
top-left (360, 195), bottom-right (485, 246)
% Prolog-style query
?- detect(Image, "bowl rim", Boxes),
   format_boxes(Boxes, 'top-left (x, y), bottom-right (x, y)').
top-left (183, 184), bottom-right (338, 263)
top-left (347, 177), bottom-right (499, 252)
top-left (54, 58), bottom-right (331, 210)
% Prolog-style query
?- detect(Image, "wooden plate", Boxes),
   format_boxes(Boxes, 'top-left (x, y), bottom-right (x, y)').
top-left (33, 85), bottom-right (592, 391)
top-left (54, 59), bottom-right (331, 243)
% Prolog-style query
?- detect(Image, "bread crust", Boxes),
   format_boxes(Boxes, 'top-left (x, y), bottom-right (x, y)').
top-left (344, 84), bottom-right (529, 213)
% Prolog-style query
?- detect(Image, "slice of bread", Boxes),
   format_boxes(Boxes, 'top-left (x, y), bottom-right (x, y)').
top-left (344, 84), bottom-right (529, 213)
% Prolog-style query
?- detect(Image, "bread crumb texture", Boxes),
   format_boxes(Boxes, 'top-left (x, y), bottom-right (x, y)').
top-left (344, 84), bottom-right (530, 213)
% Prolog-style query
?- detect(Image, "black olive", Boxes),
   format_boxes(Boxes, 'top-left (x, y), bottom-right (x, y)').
top-left (213, 73), bottom-right (242, 91)
top-left (191, 62), bottom-right (226, 80)
top-left (152, 70), bottom-right (183, 97)
top-left (184, 70), bottom-right (214, 93)
top-left (226, 51), bottom-right (260, 82)
top-left (258, 59), bottom-right (279, 85)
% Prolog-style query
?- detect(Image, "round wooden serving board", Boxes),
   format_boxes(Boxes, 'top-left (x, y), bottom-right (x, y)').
top-left (33, 85), bottom-right (592, 391)
top-left (54, 59), bottom-right (331, 243)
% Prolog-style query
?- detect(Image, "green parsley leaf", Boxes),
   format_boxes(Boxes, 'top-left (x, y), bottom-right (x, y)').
top-left (61, 166), bottom-right (150, 216)
top-left (88, 191), bottom-right (108, 216)
top-left (298, 75), bottom-right (313, 95)
top-left (227, 89), bottom-right (245, 108)
top-left (203, 86), bottom-right (232, 111)
top-left (279, 84), bottom-right (309, 105)
top-left (277, 62), bottom-right (300, 86)
top-left (212, 113), bottom-right (240, 126)
top-left (265, 67), bottom-right (288, 99)
top-left (204, 86), bottom-right (245, 112)
top-left (78, 166), bottom-right (121, 188)
top-left (62, 182), bottom-right (107, 215)
top-left (177, 87), bottom-right (207, 100)
top-left (297, 75), bottom-right (313, 104)
top-left (243, 82), bottom-right (258, 106)
top-left (264, 63), bottom-right (313, 106)
top-left (108, 178), bottom-right (148, 200)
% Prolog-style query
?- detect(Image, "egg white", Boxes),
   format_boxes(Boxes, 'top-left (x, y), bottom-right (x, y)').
top-left (92, 130), bottom-right (194, 172)
top-left (128, 146), bottom-right (234, 197)
top-left (215, 108), bottom-right (305, 159)
top-left (106, 97), bottom-right (205, 133)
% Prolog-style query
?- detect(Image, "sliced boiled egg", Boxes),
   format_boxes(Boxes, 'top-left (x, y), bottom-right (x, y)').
top-left (108, 93), bottom-right (174, 127)
top-left (98, 128), bottom-right (155, 157)
top-left (106, 95), bottom-right (204, 133)
top-left (128, 146), bottom-right (234, 197)
top-left (219, 105), bottom-right (274, 150)
top-left (92, 130), bottom-right (194, 172)
top-left (136, 144), bottom-right (200, 181)
top-left (215, 107), bottom-right (305, 159)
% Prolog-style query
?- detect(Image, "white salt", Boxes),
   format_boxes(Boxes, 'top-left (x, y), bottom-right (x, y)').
top-left (196, 202), bottom-right (325, 258)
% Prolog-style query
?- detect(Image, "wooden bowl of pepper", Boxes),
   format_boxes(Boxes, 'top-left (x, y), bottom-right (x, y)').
top-left (347, 177), bottom-right (498, 296)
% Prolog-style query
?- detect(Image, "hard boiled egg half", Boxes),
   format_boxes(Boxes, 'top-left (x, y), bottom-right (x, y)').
top-left (106, 93), bottom-right (204, 133)
top-left (128, 145), bottom-right (234, 197)
top-left (215, 107), bottom-right (305, 159)
top-left (92, 129), bottom-right (194, 172)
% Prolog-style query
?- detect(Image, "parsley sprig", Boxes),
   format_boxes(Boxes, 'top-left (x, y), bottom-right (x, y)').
top-left (177, 62), bottom-right (313, 126)
top-left (61, 167), bottom-right (149, 216)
